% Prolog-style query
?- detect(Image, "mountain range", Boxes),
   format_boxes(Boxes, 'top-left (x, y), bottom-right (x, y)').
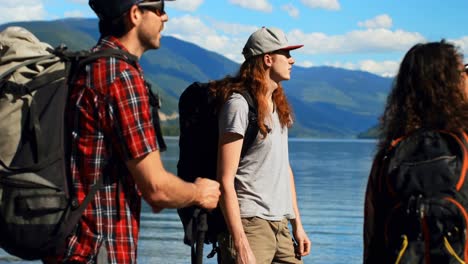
top-left (0, 18), bottom-right (393, 138)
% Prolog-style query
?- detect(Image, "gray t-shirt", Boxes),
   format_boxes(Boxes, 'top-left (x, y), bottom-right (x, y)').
top-left (218, 93), bottom-right (295, 221)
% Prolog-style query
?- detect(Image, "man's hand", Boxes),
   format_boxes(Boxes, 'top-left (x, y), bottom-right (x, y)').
top-left (193, 177), bottom-right (220, 210)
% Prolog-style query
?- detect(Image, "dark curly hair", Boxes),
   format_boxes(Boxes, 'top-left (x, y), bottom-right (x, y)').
top-left (210, 54), bottom-right (293, 138)
top-left (377, 40), bottom-right (468, 150)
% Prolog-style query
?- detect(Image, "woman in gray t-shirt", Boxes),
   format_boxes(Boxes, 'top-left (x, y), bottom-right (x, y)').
top-left (213, 27), bottom-right (311, 264)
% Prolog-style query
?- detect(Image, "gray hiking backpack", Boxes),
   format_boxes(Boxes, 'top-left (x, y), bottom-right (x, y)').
top-left (0, 27), bottom-right (139, 260)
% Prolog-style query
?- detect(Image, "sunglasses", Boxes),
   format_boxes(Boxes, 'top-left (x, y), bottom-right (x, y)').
top-left (137, 0), bottom-right (166, 16)
top-left (271, 49), bottom-right (292, 58)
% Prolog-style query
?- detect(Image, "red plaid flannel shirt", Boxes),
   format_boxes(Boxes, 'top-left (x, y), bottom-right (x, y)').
top-left (64, 36), bottom-right (158, 264)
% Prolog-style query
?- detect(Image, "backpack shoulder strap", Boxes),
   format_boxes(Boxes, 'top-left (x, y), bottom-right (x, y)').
top-left (44, 46), bottom-right (139, 87)
top-left (53, 46), bottom-right (138, 71)
top-left (74, 48), bottom-right (138, 69)
top-left (238, 91), bottom-right (258, 158)
top-left (445, 130), bottom-right (468, 192)
top-left (145, 81), bottom-right (167, 152)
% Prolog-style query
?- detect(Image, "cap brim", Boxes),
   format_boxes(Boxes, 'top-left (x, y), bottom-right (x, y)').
top-left (280, 44), bottom-right (304, 51)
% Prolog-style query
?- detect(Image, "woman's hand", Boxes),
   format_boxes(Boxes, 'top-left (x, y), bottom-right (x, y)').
top-left (235, 237), bottom-right (257, 264)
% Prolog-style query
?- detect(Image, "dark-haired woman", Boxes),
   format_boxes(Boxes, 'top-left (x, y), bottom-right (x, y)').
top-left (364, 40), bottom-right (468, 263)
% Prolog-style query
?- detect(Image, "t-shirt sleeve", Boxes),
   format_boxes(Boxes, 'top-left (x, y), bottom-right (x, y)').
top-left (111, 68), bottom-right (158, 160)
top-left (218, 93), bottom-right (249, 137)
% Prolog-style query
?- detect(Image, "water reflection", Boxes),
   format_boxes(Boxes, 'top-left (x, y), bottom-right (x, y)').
top-left (0, 138), bottom-right (377, 264)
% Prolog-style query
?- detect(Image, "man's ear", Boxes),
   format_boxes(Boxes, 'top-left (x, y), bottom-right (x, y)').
top-left (127, 5), bottom-right (143, 26)
top-left (264, 53), bottom-right (273, 67)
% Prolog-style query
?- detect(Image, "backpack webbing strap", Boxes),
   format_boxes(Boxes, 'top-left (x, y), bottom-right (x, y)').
top-left (191, 208), bottom-right (207, 264)
top-left (0, 72), bottom-right (66, 172)
top-left (28, 70), bottom-right (67, 168)
top-left (53, 173), bottom-right (104, 255)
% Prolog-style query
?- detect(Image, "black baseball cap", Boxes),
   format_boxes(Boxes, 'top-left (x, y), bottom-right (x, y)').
top-left (89, 0), bottom-right (174, 20)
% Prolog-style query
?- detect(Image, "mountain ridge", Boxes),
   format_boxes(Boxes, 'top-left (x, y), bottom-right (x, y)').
top-left (0, 18), bottom-right (392, 138)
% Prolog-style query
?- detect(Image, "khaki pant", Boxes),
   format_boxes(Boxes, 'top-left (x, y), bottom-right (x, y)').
top-left (218, 217), bottom-right (302, 264)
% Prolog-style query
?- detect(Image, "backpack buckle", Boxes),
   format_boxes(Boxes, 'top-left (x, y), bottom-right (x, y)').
top-left (71, 197), bottom-right (79, 210)
top-left (207, 243), bottom-right (219, 259)
top-left (406, 194), bottom-right (425, 218)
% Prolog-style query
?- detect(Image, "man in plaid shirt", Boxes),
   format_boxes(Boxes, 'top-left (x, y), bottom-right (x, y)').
top-left (59, 0), bottom-right (221, 263)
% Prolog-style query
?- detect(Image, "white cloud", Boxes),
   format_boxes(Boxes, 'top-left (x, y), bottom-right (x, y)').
top-left (281, 4), bottom-right (300, 18)
top-left (326, 59), bottom-right (400, 77)
top-left (208, 20), bottom-right (258, 36)
top-left (287, 28), bottom-right (426, 55)
top-left (358, 14), bottom-right (393, 29)
top-left (297, 60), bottom-right (314, 67)
top-left (358, 60), bottom-right (400, 77)
top-left (229, 0), bottom-right (273, 12)
top-left (169, 0), bottom-right (203, 12)
top-left (301, 0), bottom-right (340, 11)
top-left (64, 10), bottom-right (85, 18)
top-left (164, 15), bottom-right (250, 62)
top-left (451, 36), bottom-right (468, 57)
top-left (160, 13), bottom-right (431, 77)
top-left (164, 15), bottom-right (427, 75)
top-left (3, 0), bottom-right (40, 4)
top-left (165, 15), bottom-right (215, 39)
top-left (0, 1), bottom-right (46, 24)
top-left (68, 0), bottom-right (87, 4)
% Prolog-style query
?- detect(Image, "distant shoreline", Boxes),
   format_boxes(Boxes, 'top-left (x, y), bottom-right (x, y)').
top-left (164, 136), bottom-right (377, 143)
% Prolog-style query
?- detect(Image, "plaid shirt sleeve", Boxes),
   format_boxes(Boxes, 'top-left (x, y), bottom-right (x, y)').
top-left (107, 62), bottom-right (158, 160)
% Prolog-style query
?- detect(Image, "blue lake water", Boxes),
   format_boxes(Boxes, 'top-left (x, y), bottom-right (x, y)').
top-left (0, 137), bottom-right (377, 264)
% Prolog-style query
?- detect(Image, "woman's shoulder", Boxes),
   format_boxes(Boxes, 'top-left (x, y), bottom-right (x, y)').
top-left (218, 92), bottom-right (250, 119)
top-left (225, 92), bottom-right (249, 108)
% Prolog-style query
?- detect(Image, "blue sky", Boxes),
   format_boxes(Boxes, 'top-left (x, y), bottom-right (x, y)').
top-left (1, 0), bottom-right (467, 77)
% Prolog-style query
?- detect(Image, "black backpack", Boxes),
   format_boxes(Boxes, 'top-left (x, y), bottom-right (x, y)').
top-left (380, 129), bottom-right (468, 263)
top-left (177, 82), bottom-right (259, 263)
top-left (0, 27), bottom-right (165, 260)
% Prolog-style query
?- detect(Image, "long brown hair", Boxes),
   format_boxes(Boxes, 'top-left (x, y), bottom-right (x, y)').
top-left (210, 54), bottom-right (293, 138)
top-left (377, 40), bottom-right (468, 151)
